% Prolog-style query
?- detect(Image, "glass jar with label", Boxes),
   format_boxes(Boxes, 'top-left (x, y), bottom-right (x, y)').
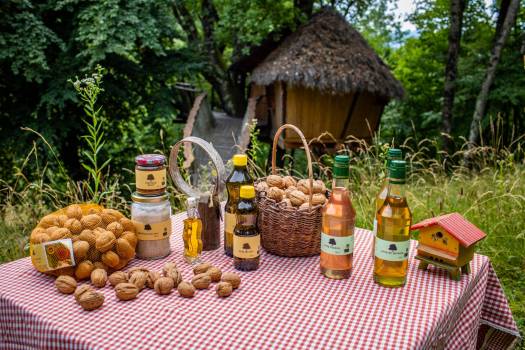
top-left (135, 154), bottom-right (167, 196)
top-left (131, 193), bottom-right (172, 259)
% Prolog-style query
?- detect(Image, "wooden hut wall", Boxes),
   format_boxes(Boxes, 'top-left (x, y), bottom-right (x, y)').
top-left (284, 85), bottom-right (353, 144)
top-left (344, 92), bottom-right (384, 140)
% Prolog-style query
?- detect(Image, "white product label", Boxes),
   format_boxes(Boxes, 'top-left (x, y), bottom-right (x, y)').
top-left (321, 232), bottom-right (354, 255)
top-left (374, 237), bottom-right (410, 262)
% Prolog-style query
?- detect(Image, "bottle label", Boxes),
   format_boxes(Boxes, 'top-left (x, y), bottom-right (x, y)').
top-left (321, 232), bottom-right (354, 255)
top-left (136, 168), bottom-right (166, 191)
top-left (237, 213), bottom-right (257, 226)
top-left (233, 234), bottom-right (260, 259)
top-left (374, 237), bottom-right (410, 261)
top-left (30, 238), bottom-right (76, 272)
top-left (135, 219), bottom-right (172, 241)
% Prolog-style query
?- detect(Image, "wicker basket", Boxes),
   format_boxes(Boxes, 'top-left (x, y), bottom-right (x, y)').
top-left (257, 124), bottom-right (322, 257)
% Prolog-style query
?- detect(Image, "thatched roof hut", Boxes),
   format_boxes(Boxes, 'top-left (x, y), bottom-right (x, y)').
top-left (243, 8), bottom-right (404, 147)
top-left (250, 9), bottom-right (403, 100)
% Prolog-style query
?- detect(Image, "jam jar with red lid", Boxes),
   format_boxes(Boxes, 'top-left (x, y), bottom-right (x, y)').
top-left (135, 154), bottom-right (167, 196)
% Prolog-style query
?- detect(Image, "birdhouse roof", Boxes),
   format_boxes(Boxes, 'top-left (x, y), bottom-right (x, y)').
top-left (411, 213), bottom-right (486, 247)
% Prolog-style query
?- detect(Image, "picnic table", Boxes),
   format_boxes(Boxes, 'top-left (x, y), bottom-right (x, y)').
top-left (0, 210), bottom-right (520, 350)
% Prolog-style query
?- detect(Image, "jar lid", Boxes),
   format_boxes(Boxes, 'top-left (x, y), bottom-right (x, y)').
top-left (131, 192), bottom-right (169, 203)
top-left (135, 154), bottom-right (166, 166)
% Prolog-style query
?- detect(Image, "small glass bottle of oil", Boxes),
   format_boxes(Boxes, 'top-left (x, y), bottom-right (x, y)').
top-left (233, 185), bottom-right (260, 271)
top-left (224, 154), bottom-right (253, 257)
top-left (374, 160), bottom-right (412, 287)
top-left (320, 155), bottom-right (356, 279)
top-left (371, 148), bottom-right (402, 258)
top-left (183, 197), bottom-right (203, 264)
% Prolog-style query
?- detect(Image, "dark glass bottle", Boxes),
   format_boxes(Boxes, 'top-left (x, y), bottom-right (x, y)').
top-left (233, 185), bottom-right (260, 271)
top-left (224, 154), bottom-right (253, 257)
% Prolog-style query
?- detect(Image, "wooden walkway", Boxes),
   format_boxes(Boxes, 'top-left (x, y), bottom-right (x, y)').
top-left (208, 111), bottom-right (243, 161)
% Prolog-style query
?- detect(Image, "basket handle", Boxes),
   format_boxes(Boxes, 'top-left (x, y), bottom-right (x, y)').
top-left (272, 124), bottom-right (314, 207)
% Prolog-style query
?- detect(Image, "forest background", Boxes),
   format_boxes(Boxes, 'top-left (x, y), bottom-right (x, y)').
top-left (1, 0), bottom-right (524, 342)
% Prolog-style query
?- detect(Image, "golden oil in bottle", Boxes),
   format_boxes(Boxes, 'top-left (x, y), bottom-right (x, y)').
top-left (183, 197), bottom-right (203, 264)
top-left (224, 154), bottom-right (253, 257)
top-left (374, 160), bottom-right (412, 287)
top-left (233, 185), bottom-right (260, 271)
top-left (320, 155), bottom-right (356, 279)
top-left (372, 148), bottom-right (402, 258)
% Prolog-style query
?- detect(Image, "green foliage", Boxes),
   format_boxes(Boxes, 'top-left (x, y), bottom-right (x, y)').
top-left (70, 66), bottom-right (111, 202)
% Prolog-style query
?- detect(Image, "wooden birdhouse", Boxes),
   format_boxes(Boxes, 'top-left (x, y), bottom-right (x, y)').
top-left (411, 213), bottom-right (486, 280)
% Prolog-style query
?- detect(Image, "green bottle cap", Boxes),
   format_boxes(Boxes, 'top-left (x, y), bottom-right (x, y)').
top-left (389, 160), bottom-right (406, 183)
top-left (387, 148), bottom-right (402, 160)
top-left (333, 155), bottom-right (350, 178)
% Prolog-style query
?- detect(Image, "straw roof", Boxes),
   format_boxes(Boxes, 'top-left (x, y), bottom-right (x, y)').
top-left (250, 9), bottom-right (404, 100)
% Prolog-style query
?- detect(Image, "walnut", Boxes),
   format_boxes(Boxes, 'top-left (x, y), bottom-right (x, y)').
top-left (31, 232), bottom-right (50, 244)
top-left (75, 260), bottom-right (94, 280)
top-left (121, 232), bottom-right (138, 249)
top-left (115, 238), bottom-right (135, 259)
top-left (78, 229), bottom-right (96, 246)
top-left (100, 212), bottom-right (118, 226)
top-left (78, 290), bottom-right (104, 311)
top-left (177, 281), bottom-right (196, 298)
top-left (221, 272), bottom-right (241, 289)
top-left (256, 181), bottom-right (269, 193)
top-left (106, 222), bottom-right (124, 238)
top-left (95, 231), bottom-right (116, 253)
top-left (57, 214), bottom-right (69, 227)
top-left (73, 240), bottom-right (90, 262)
top-left (65, 218), bottom-right (83, 235)
top-left (288, 190), bottom-right (307, 206)
top-left (282, 176), bottom-right (297, 188)
top-left (101, 251), bottom-right (120, 268)
top-left (146, 271), bottom-right (161, 289)
top-left (119, 218), bottom-right (136, 232)
top-left (299, 202), bottom-right (311, 210)
top-left (193, 263), bottom-right (212, 275)
top-left (66, 205), bottom-right (83, 220)
top-left (314, 180), bottom-right (327, 194)
top-left (154, 277), bottom-right (174, 295)
top-left (55, 275), bottom-right (77, 294)
top-left (266, 175), bottom-right (284, 188)
top-left (281, 198), bottom-right (293, 208)
top-left (311, 193), bottom-right (327, 206)
top-left (90, 268), bottom-right (108, 288)
top-left (191, 273), bottom-right (211, 289)
top-left (102, 209), bottom-right (124, 220)
top-left (50, 228), bottom-right (71, 241)
top-left (267, 187), bottom-right (284, 202)
top-left (207, 267), bottom-right (222, 282)
top-left (164, 268), bottom-right (182, 287)
top-left (81, 214), bottom-right (102, 230)
top-left (115, 283), bottom-right (139, 301)
top-left (285, 186), bottom-right (297, 197)
top-left (93, 262), bottom-right (109, 272)
top-left (129, 271), bottom-right (148, 290)
top-left (74, 284), bottom-right (93, 302)
top-left (216, 282), bottom-right (233, 297)
top-left (297, 179), bottom-right (314, 194)
top-left (39, 215), bottom-right (59, 229)
top-left (108, 271), bottom-right (128, 287)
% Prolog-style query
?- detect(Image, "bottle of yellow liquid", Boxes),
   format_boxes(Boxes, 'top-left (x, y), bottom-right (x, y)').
top-left (233, 185), bottom-right (260, 271)
top-left (224, 154), bottom-right (253, 257)
top-left (374, 160), bottom-right (412, 287)
top-left (183, 197), bottom-right (203, 264)
top-left (320, 155), bottom-right (356, 279)
top-left (372, 148), bottom-right (402, 258)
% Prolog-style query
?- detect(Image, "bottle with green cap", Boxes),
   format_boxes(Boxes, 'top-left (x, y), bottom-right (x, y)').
top-left (233, 185), bottom-right (260, 271)
top-left (371, 148), bottom-right (403, 258)
top-left (224, 154), bottom-right (253, 257)
top-left (320, 155), bottom-right (356, 279)
top-left (373, 160), bottom-right (412, 287)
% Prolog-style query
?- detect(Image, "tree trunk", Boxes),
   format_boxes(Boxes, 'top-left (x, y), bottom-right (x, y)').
top-left (467, 0), bottom-right (520, 148)
top-left (441, 0), bottom-right (468, 154)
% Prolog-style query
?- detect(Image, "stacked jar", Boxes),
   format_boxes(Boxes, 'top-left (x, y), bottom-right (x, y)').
top-left (131, 154), bottom-right (172, 259)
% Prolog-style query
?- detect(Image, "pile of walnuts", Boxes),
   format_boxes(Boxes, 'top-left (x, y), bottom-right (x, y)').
top-left (55, 262), bottom-right (241, 311)
top-left (256, 175), bottom-right (327, 209)
top-left (30, 204), bottom-right (138, 278)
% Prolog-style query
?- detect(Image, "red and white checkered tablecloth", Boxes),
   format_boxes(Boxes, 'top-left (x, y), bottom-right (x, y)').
top-left (0, 211), bottom-right (520, 350)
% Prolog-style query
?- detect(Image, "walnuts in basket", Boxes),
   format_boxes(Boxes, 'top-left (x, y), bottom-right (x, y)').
top-left (257, 175), bottom-right (327, 208)
top-left (30, 204), bottom-right (138, 279)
